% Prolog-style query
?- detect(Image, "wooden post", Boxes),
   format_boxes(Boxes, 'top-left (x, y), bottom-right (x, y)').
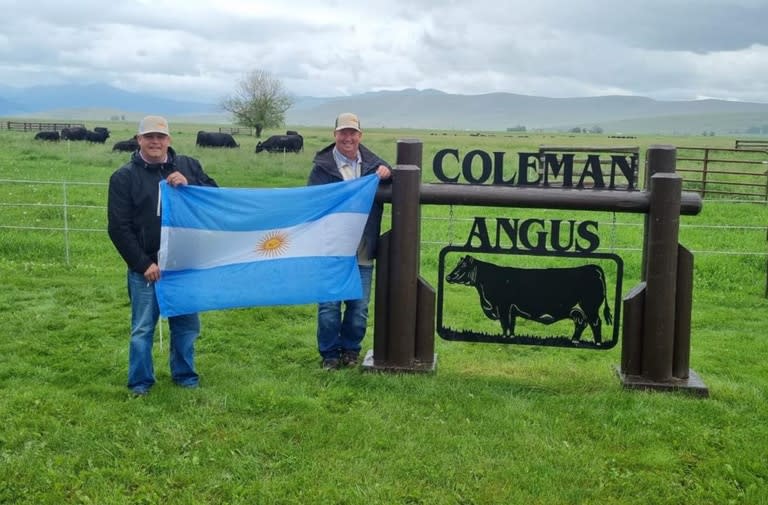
top-left (642, 145), bottom-right (677, 281)
top-left (386, 164), bottom-right (420, 366)
top-left (642, 172), bottom-right (681, 382)
top-left (620, 283), bottom-right (645, 376)
top-left (701, 148), bottom-right (710, 199)
top-left (619, 145), bottom-right (708, 395)
top-left (415, 279), bottom-right (436, 365)
top-left (673, 246), bottom-right (693, 379)
top-left (373, 232), bottom-right (391, 362)
top-left (364, 139), bottom-right (436, 372)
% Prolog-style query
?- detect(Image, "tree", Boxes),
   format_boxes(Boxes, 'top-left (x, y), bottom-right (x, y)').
top-left (221, 69), bottom-right (293, 138)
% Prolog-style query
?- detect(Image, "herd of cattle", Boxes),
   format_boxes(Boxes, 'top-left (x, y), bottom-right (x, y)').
top-left (32, 127), bottom-right (305, 154)
top-left (34, 126), bottom-right (111, 143)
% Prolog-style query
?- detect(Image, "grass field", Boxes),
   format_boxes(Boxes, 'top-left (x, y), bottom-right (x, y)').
top-left (1, 122), bottom-right (767, 504)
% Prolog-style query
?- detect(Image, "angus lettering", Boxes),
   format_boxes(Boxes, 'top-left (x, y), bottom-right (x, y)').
top-left (465, 217), bottom-right (600, 253)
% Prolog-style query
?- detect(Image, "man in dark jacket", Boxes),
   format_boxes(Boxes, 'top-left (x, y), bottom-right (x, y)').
top-left (307, 112), bottom-right (392, 370)
top-left (108, 115), bottom-right (218, 396)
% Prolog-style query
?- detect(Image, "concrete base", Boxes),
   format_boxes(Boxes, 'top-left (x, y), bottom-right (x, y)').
top-left (361, 349), bottom-right (437, 374)
top-left (616, 365), bottom-right (709, 397)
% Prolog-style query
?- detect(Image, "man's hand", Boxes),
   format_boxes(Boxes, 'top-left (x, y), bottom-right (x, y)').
top-left (144, 263), bottom-right (161, 282)
top-left (167, 171), bottom-right (188, 187)
top-left (376, 165), bottom-right (392, 180)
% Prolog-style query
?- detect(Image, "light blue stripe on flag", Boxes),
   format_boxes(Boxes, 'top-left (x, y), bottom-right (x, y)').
top-left (156, 175), bottom-right (379, 317)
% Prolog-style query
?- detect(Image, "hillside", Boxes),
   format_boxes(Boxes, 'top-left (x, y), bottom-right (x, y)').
top-left (285, 89), bottom-right (768, 134)
top-left (2, 84), bottom-right (768, 135)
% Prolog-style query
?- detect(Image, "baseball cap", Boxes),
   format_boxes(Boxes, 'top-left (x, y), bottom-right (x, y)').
top-left (138, 115), bottom-right (170, 136)
top-left (334, 112), bottom-right (361, 132)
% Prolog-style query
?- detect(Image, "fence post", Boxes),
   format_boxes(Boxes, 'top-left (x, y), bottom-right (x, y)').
top-left (672, 245), bottom-right (693, 379)
top-left (619, 145), bottom-right (708, 395)
top-left (763, 169), bottom-right (768, 203)
top-left (365, 139), bottom-right (436, 372)
top-left (641, 145), bottom-right (677, 281)
top-left (385, 162), bottom-right (420, 366)
top-left (701, 148), bottom-right (709, 198)
top-left (62, 182), bottom-right (71, 266)
top-left (642, 172), bottom-right (681, 382)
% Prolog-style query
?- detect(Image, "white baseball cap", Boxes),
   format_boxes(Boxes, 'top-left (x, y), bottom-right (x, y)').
top-left (138, 115), bottom-right (170, 135)
top-left (334, 112), bottom-right (361, 132)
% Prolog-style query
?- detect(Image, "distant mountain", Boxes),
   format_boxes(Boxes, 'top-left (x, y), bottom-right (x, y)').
top-left (0, 95), bottom-right (27, 114)
top-left (3, 84), bottom-right (768, 135)
top-left (285, 89), bottom-right (768, 134)
top-left (0, 83), bottom-right (217, 117)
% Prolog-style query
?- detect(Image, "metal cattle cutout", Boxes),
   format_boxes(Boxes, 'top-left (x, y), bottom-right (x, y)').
top-left (441, 253), bottom-right (620, 348)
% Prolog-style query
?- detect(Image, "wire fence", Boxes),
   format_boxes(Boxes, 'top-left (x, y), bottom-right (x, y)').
top-left (2, 178), bottom-right (767, 265)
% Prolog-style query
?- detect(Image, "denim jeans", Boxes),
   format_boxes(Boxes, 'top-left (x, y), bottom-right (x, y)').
top-left (126, 270), bottom-right (200, 393)
top-left (316, 264), bottom-right (373, 359)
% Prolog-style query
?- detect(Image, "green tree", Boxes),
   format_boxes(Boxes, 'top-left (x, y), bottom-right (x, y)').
top-left (221, 69), bottom-right (293, 138)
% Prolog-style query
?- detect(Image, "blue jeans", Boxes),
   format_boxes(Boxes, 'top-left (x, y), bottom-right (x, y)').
top-left (316, 264), bottom-right (373, 359)
top-left (126, 270), bottom-right (200, 393)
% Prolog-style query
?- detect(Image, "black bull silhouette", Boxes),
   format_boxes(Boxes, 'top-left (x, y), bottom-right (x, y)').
top-left (446, 255), bottom-right (612, 344)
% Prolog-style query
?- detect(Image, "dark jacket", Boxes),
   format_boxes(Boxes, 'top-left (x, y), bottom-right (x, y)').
top-left (307, 143), bottom-right (391, 261)
top-left (107, 146), bottom-right (218, 274)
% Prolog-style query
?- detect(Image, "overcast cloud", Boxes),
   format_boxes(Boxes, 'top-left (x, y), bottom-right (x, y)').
top-left (1, 0), bottom-right (767, 104)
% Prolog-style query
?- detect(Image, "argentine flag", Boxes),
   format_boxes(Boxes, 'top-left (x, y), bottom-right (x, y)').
top-left (156, 175), bottom-right (379, 317)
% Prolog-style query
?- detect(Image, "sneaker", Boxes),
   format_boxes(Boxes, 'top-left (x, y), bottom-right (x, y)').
top-left (130, 388), bottom-right (148, 398)
top-left (322, 358), bottom-right (341, 370)
top-left (341, 351), bottom-right (359, 368)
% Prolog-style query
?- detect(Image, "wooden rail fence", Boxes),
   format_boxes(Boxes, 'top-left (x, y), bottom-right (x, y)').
top-left (735, 139), bottom-right (768, 150)
top-left (5, 121), bottom-right (85, 132)
top-left (676, 146), bottom-right (768, 201)
top-left (218, 127), bottom-right (252, 135)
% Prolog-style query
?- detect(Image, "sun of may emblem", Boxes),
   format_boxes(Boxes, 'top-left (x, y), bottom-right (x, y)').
top-left (256, 231), bottom-right (290, 257)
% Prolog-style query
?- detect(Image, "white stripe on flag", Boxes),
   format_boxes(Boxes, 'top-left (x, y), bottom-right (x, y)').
top-left (159, 211), bottom-right (367, 271)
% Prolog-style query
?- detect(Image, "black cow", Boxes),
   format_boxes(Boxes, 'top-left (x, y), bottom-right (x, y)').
top-left (34, 131), bottom-right (60, 141)
top-left (61, 126), bottom-right (87, 141)
top-left (112, 136), bottom-right (139, 152)
top-left (446, 255), bottom-right (612, 344)
top-left (255, 134), bottom-right (303, 153)
top-left (196, 131), bottom-right (238, 148)
top-left (85, 128), bottom-right (110, 143)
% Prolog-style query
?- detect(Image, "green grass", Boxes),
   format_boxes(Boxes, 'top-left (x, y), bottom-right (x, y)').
top-left (1, 126), bottom-right (767, 504)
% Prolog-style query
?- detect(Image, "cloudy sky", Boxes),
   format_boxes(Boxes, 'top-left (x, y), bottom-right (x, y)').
top-left (1, 0), bottom-right (768, 104)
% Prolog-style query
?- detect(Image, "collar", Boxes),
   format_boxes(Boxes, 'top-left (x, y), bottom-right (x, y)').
top-left (332, 146), bottom-right (361, 167)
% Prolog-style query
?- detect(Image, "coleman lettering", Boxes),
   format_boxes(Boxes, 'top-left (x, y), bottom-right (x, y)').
top-left (432, 149), bottom-right (637, 190)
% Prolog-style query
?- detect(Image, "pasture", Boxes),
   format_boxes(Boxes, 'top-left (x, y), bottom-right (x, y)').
top-left (1, 122), bottom-right (767, 504)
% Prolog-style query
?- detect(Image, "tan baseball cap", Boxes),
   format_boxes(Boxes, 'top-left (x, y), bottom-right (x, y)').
top-left (334, 112), bottom-right (361, 132)
top-left (138, 115), bottom-right (170, 135)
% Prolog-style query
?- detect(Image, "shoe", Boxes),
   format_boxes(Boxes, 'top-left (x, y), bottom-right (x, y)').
top-left (341, 351), bottom-right (359, 368)
top-left (131, 389), bottom-right (148, 398)
top-left (322, 358), bottom-right (341, 370)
